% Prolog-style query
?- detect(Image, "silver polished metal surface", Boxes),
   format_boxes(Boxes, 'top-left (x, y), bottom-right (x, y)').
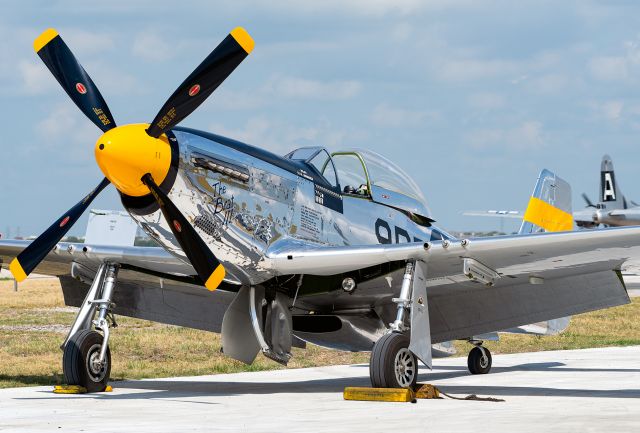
top-left (125, 130), bottom-right (442, 285)
top-left (62, 263), bottom-right (106, 350)
top-left (93, 263), bottom-right (118, 365)
top-left (409, 261), bottom-right (431, 368)
top-left (390, 261), bottom-right (414, 332)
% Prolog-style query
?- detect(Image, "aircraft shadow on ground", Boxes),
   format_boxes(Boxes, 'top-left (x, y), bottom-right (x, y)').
top-left (11, 360), bottom-right (640, 401)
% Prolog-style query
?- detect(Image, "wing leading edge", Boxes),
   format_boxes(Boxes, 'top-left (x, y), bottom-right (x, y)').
top-left (266, 226), bottom-right (640, 280)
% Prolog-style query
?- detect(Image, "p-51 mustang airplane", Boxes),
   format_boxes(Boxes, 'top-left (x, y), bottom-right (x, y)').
top-left (2, 27), bottom-right (640, 392)
top-left (575, 154), bottom-right (640, 228)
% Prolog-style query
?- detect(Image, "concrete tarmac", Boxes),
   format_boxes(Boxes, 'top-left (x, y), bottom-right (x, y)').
top-left (1, 346), bottom-right (639, 432)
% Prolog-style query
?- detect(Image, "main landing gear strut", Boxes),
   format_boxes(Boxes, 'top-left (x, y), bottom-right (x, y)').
top-left (62, 263), bottom-right (119, 392)
top-left (370, 261), bottom-right (420, 389)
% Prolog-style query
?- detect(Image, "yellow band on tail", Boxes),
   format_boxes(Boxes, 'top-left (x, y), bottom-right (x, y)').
top-left (9, 258), bottom-right (28, 282)
top-left (523, 196), bottom-right (573, 232)
top-left (204, 264), bottom-right (226, 291)
top-left (34, 28), bottom-right (59, 53)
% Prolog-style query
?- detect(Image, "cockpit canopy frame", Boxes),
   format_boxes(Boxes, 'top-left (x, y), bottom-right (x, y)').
top-left (286, 146), bottom-right (432, 224)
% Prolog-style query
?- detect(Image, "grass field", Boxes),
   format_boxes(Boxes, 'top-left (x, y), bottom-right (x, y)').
top-left (1, 278), bottom-right (639, 388)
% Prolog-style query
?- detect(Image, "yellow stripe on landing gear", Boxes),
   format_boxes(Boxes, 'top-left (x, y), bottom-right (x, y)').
top-left (9, 258), bottom-right (27, 282)
top-left (204, 264), bottom-right (226, 291)
top-left (53, 384), bottom-right (113, 394)
top-left (343, 387), bottom-right (415, 402)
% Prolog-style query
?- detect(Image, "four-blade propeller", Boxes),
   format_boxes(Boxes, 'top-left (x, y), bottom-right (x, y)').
top-left (10, 27), bottom-right (253, 290)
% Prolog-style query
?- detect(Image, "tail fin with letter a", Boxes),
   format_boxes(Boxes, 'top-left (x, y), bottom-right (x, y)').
top-left (519, 169), bottom-right (573, 234)
top-left (600, 154), bottom-right (626, 209)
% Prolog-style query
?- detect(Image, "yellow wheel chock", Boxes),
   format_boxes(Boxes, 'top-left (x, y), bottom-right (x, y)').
top-left (53, 384), bottom-right (113, 394)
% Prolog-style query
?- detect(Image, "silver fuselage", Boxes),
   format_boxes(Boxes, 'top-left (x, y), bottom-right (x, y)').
top-left (129, 128), bottom-right (447, 285)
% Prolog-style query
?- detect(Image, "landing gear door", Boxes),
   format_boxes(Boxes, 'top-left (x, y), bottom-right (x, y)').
top-left (409, 261), bottom-right (432, 368)
top-left (221, 286), bottom-right (262, 364)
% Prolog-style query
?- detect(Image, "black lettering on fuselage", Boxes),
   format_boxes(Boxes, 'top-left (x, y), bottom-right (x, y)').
top-left (375, 218), bottom-right (392, 244)
top-left (395, 226), bottom-right (411, 244)
top-left (376, 218), bottom-right (423, 244)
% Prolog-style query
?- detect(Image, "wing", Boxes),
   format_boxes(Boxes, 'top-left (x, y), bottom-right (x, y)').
top-left (0, 239), bottom-right (195, 278)
top-left (0, 240), bottom-right (239, 334)
top-left (266, 227), bottom-right (640, 343)
top-left (462, 210), bottom-right (523, 219)
top-left (609, 208), bottom-right (640, 217)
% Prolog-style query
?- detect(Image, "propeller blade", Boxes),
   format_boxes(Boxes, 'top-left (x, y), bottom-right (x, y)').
top-left (582, 193), bottom-right (596, 208)
top-left (146, 27), bottom-right (254, 138)
top-left (141, 174), bottom-right (225, 290)
top-left (9, 178), bottom-right (110, 282)
top-left (34, 28), bottom-right (116, 132)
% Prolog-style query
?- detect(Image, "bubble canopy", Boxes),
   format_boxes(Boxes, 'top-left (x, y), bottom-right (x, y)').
top-left (285, 146), bottom-right (429, 217)
top-left (354, 149), bottom-right (426, 203)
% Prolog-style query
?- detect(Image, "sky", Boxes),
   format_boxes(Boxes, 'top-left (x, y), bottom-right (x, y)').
top-left (2, 0), bottom-right (640, 237)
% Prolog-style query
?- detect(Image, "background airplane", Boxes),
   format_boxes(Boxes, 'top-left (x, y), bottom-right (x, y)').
top-left (574, 154), bottom-right (640, 228)
top-left (466, 154), bottom-right (640, 230)
top-left (2, 28), bottom-right (640, 393)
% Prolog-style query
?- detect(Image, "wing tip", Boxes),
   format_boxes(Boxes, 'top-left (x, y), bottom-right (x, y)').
top-left (204, 264), bottom-right (225, 291)
top-left (230, 27), bottom-right (254, 54)
top-left (33, 28), bottom-right (59, 53)
top-left (9, 258), bottom-right (27, 282)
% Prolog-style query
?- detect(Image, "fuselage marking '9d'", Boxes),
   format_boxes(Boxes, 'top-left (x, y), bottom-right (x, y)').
top-left (375, 218), bottom-right (422, 244)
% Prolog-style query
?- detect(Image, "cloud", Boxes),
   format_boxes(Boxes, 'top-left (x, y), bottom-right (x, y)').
top-left (528, 73), bottom-right (570, 94)
top-left (602, 100), bottom-right (624, 121)
top-left (589, 55), bottom-right (628, 81)
top-left (18, 60), bottom-right (56, 95)
top-left (264, 75), bottom-right (362, 100)
top-left (209, 116), bottom-right (368, 155)
top-left (82, 60), bottom-right (141, 96)
top-left (370, 103), bottom-right (438, 127)
top-left (207, 74), bottom-right (363, 111)
top-left (61, 29), bottom-right (116, 56)
top-left (245, 0), bottom-right (475, 16)
top-left (467, 121), bottom-right (544, 151)
top-left (588, 37), bottom-right (640, 82)
top-left (467, 92), bottom-right (505, 109)
top-left (433, 58), bottom-right (519, 82)
top-left (131, 32), bottom-right (173, 62)
top-left (34, 103), bottom-right (97, 160)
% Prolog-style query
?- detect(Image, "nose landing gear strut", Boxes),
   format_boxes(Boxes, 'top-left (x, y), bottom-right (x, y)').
top-left (62, 263), bottom-right (119, 392)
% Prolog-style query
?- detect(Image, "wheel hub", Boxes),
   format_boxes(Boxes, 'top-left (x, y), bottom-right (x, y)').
top-left (86, 343), bottom-right (108, 382)
top-left (394, 348), bottom-right (416, 388)
top-left (480, 354), bottom-right (489, 369)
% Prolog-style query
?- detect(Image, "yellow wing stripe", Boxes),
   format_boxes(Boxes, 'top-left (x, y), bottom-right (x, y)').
top-left (204, 264), bottom-right (226, 291)
top-left (9, 258), bottom-right (28, 282)
top-left (34, 28), bottom-right (59, 53)
top-left (523, 196), bottom-right (573, 232)
top-left (230, 27), bottom-right (254, 54)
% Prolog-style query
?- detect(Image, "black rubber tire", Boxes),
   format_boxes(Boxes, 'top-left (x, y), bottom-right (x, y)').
top-left (467, 346), bottom-right (492, 374)
top-left (370, 333), bottom-right (418, 388)
top-left (63, 330), bottom-right (111, 392)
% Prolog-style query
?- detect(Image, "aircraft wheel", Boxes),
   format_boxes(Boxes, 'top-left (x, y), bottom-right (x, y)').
top-left (370, 333), bottom-right (418, 388)
top-left (63, 329), bottom-right (111, 392)
top-left (467, 346), bottom-right (492, 374)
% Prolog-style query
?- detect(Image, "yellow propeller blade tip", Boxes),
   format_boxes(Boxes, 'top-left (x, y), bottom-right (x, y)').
top-left (204, 264), bottom-right (226, 291)
top-left (230, 27), bottom-right (254, 54)
top-left (9, 258), bottom-right (27, 282)
top-left (33, 28), bottom-right (59, 53)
